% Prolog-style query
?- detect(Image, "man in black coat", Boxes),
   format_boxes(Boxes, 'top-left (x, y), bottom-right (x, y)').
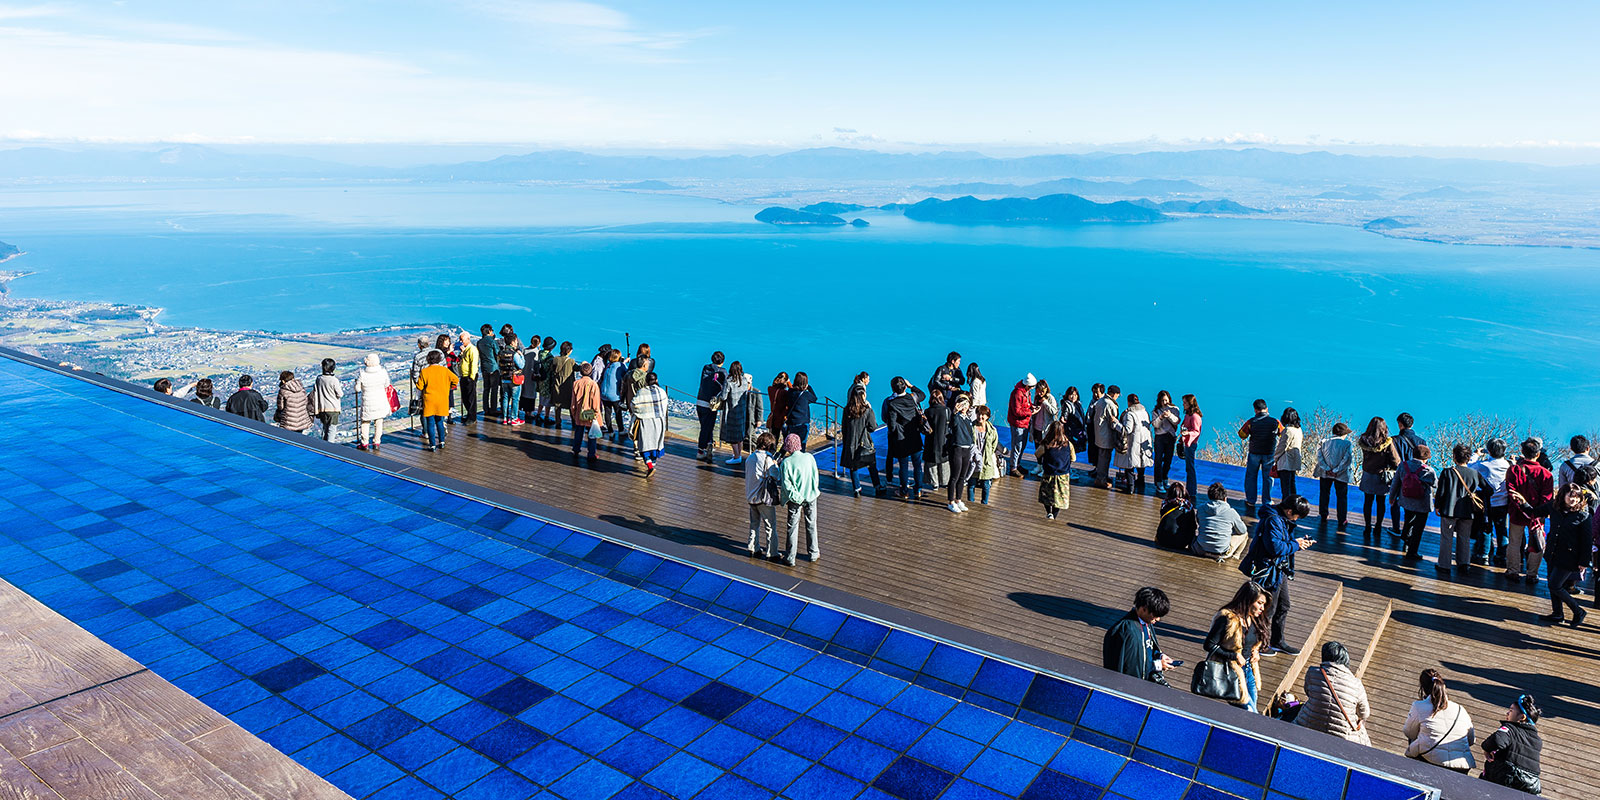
top-left (224, 375), bottom-right (269, 423)
top-left (1102, 586), bottom-right (1173, 684)
top-left (927, 351), bottom-right (964, 407)
top-left (882, 377), bottom-right (926, 501)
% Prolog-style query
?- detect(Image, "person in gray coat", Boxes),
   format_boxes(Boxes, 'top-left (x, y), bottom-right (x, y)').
top-left (717, 361), bottom-right (763, 465)
top-left (1089, 385), bottom-right (1123, 489)
top-left (309, 358), bottom-right (344, 441)
top-left (1434, 443), bottom-right (1486, 574)
top-left (1193, 482), bottom-right (1249, 561)
top-left (1314, 422), bottom-right (1355, 531)
top-left (1297, 642), bottom-right (1371, 745)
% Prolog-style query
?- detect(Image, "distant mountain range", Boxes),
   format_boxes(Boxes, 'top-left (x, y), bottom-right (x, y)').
top-left (799, 202), bottom-right (869, 215)
top-left (1397, 186), bottom-right (1494, 200)
top-left (918, 177), bottom-right (1208, 196)
top-left (2, 143), bottom-right (1597, 187)
top-left (1129, 198), bottom-right (1262, 214)
top-left (902, 194), bottom-right (1166, 225)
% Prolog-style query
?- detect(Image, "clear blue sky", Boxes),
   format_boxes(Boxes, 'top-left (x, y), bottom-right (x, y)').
top-left (3, 0), bottom-right (1598, 153)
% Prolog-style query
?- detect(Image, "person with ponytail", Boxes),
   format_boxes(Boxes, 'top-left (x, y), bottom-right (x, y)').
top-left (1402, 669), bottom-right (1476, 772)
top-left (1482, 694), bottom-right (1543, 794)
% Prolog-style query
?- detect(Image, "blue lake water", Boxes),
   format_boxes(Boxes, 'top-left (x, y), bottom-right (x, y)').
top-left (5, 181), bottom-right (1599, 446)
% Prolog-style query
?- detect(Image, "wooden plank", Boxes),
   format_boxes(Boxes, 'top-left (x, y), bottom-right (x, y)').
top-left (48, 688), bottom-right (261, 800)
top-left (0, 632), bottom-right (93, 706)
top-left (188, 725), bottom-right (351, 800)
top-left (0, 708), bottom-right (76, 760)
top-left (20, 739), bottom-right (161, 800)
top-left (0, 743), bottom-right (63, 800)
top-left (96, 672), bottom-right (229, 744)
top-left (1354, 599), bottom-right (1393, 681)
top-left (1270, 584), bottom-right (1341, 703)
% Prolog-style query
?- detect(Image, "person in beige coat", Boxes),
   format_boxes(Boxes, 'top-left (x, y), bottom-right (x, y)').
top-left (1402, 669), bottom-right (1476, 773)
top-left (1296, 641), bottom-right (1371, 745)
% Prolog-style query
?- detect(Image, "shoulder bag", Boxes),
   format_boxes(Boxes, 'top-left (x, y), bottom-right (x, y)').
top-left (1412, 704), bottom-right (1463, 761)
top-left (1453, 467), bottom-right (1486, 512)
top-left (1320, 667), bottom-right (1364, 732)
top-left (1190, 646), bottom-right (1243, 702)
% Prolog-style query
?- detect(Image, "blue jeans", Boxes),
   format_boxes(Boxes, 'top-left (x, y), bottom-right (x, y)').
top-left (502, 381), bottom-right (522, 421)
top-left (1244, 452), bottom-right (1274, 506)
top-left (423, 415), bottom-right (445, 448)
top-left (572, 421), bottom-right (598, 457)
top-left (1008, 426), bottom-right (1030, 472)
top-left (1235, 662), bottom-right (1258, 712)
top-left (1180, 442), bottom-right (1198, 499)
top-left (898, 453), bottom-right (923, 496)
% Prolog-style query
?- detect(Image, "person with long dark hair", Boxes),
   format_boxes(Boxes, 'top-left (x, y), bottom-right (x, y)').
top-left (1151, 390), bottom-right (1181, 486)
top-left (766, 371), bottom-right (791, 443)
top-left (1274, 407), bottom-right (1304, 500)
top-left (965, 362), bottom-right (987, 410)
top-left (945, 393), bottom-right (975, 514)
top-left (1179, 394), bottom-right (1203, 499)
top-left (1061, 386), bottom-right (1089, 483)
top-left (1028, 379), bottom-right (1057, 477)
top-left (882, 376), bottom-right (927, 502)
top-left (1037, 421), bottom-right (1075, 520)
top-left (1481, 694), bottom-right (1542, 794)
top-left (969, 405), bottom-right (1001, 506)
top-left (495, 327), bottom-right (525, 426)
top-left (1510, 479), bottom-right (1592, 626)
top-left (1357, 417), bottom-right (1400, 536)
top-left (632, 372), bottom-right (669, 478)
top-left (1402, 669), bottom-right (1476, 773)
top-left (922, 388), bottom-right (951, 489)
top-left (784, 372), bottom-right (818, 452)
top-left (1202, 582), bottom-right (1267, 712)
top-left (717, 360), bottom-right (759, 465)
top-left (840, 384), bottom-right (883, 498)
top-left (695, 351), bottom-right (727, 462)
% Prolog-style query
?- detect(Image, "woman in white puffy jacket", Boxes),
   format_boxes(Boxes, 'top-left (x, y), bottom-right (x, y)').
top-left (1402, 669), bottom-right (1476, 773)
top-left (354, 353), bottom-right (393, 452)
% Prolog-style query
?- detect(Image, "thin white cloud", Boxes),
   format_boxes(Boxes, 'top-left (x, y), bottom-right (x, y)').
top-left (467, 0), bottom-right (704, 60)
top-left (0, 18), bottom-right (640, 142)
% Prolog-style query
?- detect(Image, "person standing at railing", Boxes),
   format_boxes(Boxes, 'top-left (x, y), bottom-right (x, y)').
top-left (1151, 390), bottom-right (1181, 488)
top-left (778, 433), bottom-right (821, 566)
top-left (922, 389), bottom-right (951, 490)
top-left (309, 358), bottom-right (343, 441)
top-left (1061, 386), bottom-right (1089, 484)
top-left (434, 333), bottom-right (458, 423)
top-left (1357, 417), bottom-right (1399, 536)
top-left (1005, 374), bottom-right (1036, 477)
top-left (1389, 413), bottom-right (1427, 537)
top-left (840, 385), bottom-right (882, 498)
top-left (354, 354), bottom-right (392, 452)
top-left (475, 324), bottom-right (500, 421)
top-left (766, 371), bottom-right (790, 443)
top-left (969, 405), bottom-right (1001, 506)
top-left (570, 362), bottom-right (602, 461)
top-left (600, 350), bottom-right (626, 443)
top-left (544, 341), bottom-right (577, 431)
top-left (783, 372), bottom-right (817, 452)
top-left (928, 351), bottom-right (964, 407)
top-left (965, 363), bottom-right (986, 410)
top-left (1314, 422), bottom-right (1354, 531)
top-left (416, 350), bottom-right (457, 452)
top-left (1179, 394), bottom-right (1203, 500)
top-left (1090, 384), bottom-right (1123, 489)
top-left (632, 372), bottom-right (669, 477)
top-left (695, 351), bottom-right (727, 463)
top-left (945, 393), bottom-right (975, 513)
top-left (495, 329), bottom-right (525, 426)
top-left (519, 334), bottom-right (546, 425)
top-left (718, 361), bottom-right (760, 466)
top-left (883, 377), bottom-right (926, 502)
top-left (456, 331), bottom-right (479, 424)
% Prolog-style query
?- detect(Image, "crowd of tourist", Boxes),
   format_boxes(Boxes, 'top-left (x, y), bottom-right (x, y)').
top-left (150, 323), bottom-right (1588, 794)
top-left (1104, 586), bottom-right (1546, 794)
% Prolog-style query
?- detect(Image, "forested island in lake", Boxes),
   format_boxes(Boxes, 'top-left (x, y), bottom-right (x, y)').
top-left (902, 194), bottom-right (1166, 225)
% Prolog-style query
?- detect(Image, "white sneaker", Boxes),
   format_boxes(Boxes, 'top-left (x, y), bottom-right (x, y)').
top-left (947, 502), bottom-right (961, 513)
top-left (956, 501), bottom-right (969, 512)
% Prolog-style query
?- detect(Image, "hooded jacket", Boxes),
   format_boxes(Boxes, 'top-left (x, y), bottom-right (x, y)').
top-left (355, 365), bottom-right (393, 420)
top-left (273, 378), bottom-right (312, 431)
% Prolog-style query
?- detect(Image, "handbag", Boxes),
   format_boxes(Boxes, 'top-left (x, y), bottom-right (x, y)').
top-left (1190, 647), bottom-right (1243, 702)
top-left (580, 409), bottom-right (597, 422)
top-left (511, 373), bottom-right (525, 386)
top-left (1453, 467), bottom-right (1485, 512)
top-left (384, 385), bottom-right (401, 415)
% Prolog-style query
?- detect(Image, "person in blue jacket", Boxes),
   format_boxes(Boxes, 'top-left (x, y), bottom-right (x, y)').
top-left (1241, 495), bottom-right (1315, 657)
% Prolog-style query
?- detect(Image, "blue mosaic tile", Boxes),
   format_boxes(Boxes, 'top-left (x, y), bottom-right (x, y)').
top-left (0, 357), bottom-right (1434, 800)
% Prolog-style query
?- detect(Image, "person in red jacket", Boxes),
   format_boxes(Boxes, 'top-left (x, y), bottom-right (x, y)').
top-left (1504, 437), bottom-right (1554, 585)
top-left (1007, 374), bottom-right (1037, 476)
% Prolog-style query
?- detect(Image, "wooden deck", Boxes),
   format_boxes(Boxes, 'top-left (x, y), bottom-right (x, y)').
top-left (0, 580), bottom-right (351, 800)
top-left (378, 419), bottom-right (1600, 800)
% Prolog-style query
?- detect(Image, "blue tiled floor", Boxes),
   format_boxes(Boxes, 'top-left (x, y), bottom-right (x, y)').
top-left (0, 355), bottom-right (1428, 800)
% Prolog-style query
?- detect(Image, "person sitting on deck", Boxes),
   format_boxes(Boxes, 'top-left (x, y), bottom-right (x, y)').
top-left (1193, 482), bottom-right (1249, 562)
top-left (224, 374), bottom-right (268, 423)
top-left (1155, 481), bottom-right (1197, 550)
top-left (1481, 694), bottom-right (1543, 795)
top-left (1102, 586), bottom-right (1174, 685)
top-left (1297, 641), bottom-right (1371, 745)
